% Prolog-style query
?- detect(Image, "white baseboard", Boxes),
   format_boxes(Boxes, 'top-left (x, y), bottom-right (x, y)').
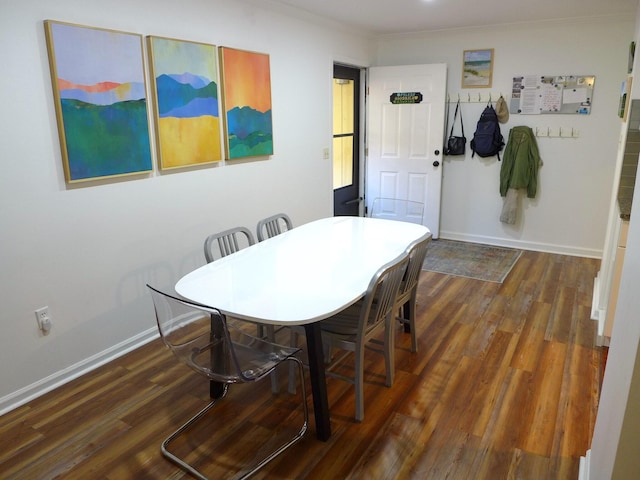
top-left (591, 276), bottom-right (608, 346)
top-left (591, 276), bottom-right (602, 322)
top-left (579, 449), bottom-right (591, 480)
top-left (438, 231), bottom-right (602, 259)
top-left (0, 327), bottom-right (159, 416)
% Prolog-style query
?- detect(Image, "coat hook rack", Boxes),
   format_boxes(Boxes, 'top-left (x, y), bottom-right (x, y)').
top-left (534, 126), bottom-right (580, 138)
top-left (452, 91), bottom-right (503, 103)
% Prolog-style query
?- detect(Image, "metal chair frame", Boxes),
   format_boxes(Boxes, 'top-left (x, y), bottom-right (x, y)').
top-left (288, 252), bottom-right (409, 422)
top-left (203, 226), bottom-right (255, 263)
top-left (395, 233), bottom-right (432, 352)
top-left (256, 213), bottom-right (293, 242)
top-left (147, 285), bottom-right (308, 480)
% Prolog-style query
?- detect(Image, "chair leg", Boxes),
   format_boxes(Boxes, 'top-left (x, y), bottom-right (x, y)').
top-left (288, 329), bottom-right (299, 394)
top-left (400, 299), bottom-right (418, 353)
top-left (161, 385), bottom-right (228, 480)
top-left (354, 342), bottom-right (365, 422)
top-left (162, 363), bottom-right (308, 480)
top-left (384, 318), bottom-right (395, 387)
top-left (265, 325), bottom-right (280, 393)
top-left (244, 357), bottom-right (308, 479)
top-left (409, 307), bottom-right (417, 353)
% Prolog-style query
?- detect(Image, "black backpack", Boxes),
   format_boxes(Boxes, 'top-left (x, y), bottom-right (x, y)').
top-left (470, 104), bottom-right (504, 160)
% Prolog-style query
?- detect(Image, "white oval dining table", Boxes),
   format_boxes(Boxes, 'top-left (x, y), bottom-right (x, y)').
top-left (176, 216), bottom-right (431, 440)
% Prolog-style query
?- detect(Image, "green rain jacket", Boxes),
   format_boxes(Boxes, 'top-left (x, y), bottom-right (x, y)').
top-left (499, 126), bottom-right (541, 198)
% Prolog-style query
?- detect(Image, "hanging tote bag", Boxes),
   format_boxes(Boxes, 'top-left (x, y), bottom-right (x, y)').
top-left (445, 100), bottom-right (466, 156)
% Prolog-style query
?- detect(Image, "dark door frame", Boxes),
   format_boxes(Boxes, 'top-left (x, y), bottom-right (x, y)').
top-left (333, 64), bottom-right (362, 217)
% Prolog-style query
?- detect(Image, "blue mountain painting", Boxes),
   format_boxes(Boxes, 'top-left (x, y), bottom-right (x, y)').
top-left (227, 106), bottom-right (271, 140)
top-left (155, 74), bottom-right (218, 118)
top-left (226, 106), bottom-right (273, 158)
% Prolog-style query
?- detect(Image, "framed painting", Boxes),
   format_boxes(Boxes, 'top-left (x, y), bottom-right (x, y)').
top-left (462, 48), bottom-right (494, 88)
top-left (44, 21), bottom-right (153, 183)
top-left (147, 36), bottom-right (222, 169)
top-left (219, 47), bottom-right (273, 159)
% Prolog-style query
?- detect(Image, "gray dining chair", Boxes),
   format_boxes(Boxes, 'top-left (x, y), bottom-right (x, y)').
top-left (203, 226), bottom-right (277, 391)
top-left (369, 197), bottom-right (425, 225)
top-left (256, 213), bottom-right (293, 241)
top-left (395, 233), bottom-right (432, 352)
top-left (203, 226), bottom-right (255, 263)
top-left (147, 284), bottom-right (308, 480)
top-left (203, 226), bottom-right (261, 334)
top-left (289, 252), bottom-right (409, 422)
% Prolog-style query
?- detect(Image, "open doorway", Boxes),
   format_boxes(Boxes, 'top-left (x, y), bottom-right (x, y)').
top-left (333, 64), bottom-right (362, 216)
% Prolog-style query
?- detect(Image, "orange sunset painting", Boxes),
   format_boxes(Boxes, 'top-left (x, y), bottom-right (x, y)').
top-left (219, 47), bottom-right (273, 159)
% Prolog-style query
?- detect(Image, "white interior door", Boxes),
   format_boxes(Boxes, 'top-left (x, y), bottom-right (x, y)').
top-left (366, 64), bottom-right (447, 238)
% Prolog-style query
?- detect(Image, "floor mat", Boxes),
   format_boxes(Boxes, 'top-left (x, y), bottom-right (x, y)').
top-left (422, 239), bottom-right (522, 283)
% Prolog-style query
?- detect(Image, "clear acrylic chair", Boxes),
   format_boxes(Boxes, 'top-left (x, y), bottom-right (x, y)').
top-left (256, 213), bottom-right (293, 241)
top-left (369, 197), bottom-right (425, 225)
top-left (395, 233), bottom-right (432, 352)
top-left (203, 226), bottom-right (255, 263)
top-left (147, 285), bottom-right (308, 480)
top-left (289, 252), bottom-right (409, 422)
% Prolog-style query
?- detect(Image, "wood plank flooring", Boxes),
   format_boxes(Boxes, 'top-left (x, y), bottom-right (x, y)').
top-left (0, 249), bottom-right (602, 479)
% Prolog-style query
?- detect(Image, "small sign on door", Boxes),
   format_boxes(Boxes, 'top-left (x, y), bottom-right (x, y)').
top-left (390, 92), bottom-right (423, 104)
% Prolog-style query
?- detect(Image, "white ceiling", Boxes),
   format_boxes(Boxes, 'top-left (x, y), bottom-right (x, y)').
top-left (270, 0), bottom-right (638, 35)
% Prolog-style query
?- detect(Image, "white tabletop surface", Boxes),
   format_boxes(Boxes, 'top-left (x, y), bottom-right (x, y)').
top-left (175, 216), bottom-right (431, 325)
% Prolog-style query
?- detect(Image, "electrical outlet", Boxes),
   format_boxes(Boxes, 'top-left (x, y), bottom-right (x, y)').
top-left (35, 306), bottom-right (52, 334)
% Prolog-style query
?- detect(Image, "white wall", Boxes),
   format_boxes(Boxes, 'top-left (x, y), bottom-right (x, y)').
top-left (375, 17), bottom-right (634, 257)
top-left (0, 0), bottom-right (373, 412)
top-left (586, 3), bottom-right (640, 477)
top-left (589, 167), bottom-right (640, 479)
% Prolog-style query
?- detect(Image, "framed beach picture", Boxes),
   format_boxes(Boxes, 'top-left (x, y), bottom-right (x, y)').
top-left (147, 36), bottom-right (222, 169)
top-left (44, 21), bottom-right (153, 183)
top-left (219, 47), bottom-right (273, 160)
top-left (462, 48), bottom-right (494, 89)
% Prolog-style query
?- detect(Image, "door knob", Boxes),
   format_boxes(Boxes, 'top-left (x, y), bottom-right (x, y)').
top-left (433, 160), bottom-right (440, 167)
top-left (434, 149), bottom-right (440, 156)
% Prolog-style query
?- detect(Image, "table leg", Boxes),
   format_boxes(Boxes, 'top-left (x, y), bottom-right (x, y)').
top-left (210, 313), bottom-right (226, 399)
top-left (304, 322), bottom-right (331, 441)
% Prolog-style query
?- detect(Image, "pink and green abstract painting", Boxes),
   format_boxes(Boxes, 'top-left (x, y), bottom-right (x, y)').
top-left (45, 21), bottom-right (152, 182)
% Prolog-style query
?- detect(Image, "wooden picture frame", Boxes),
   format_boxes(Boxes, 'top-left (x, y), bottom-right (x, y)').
top-left (219, 47), bottom-right (273, 160)
top-left (44, 20), bottom-right (152, 183)
top-left (462, 48), bottom-right (494, 89)
top-left (147, 36), bottom-right (223, 170)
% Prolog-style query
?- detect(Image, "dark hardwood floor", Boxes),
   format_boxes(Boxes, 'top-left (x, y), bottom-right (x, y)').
top-left (0, 249), bottom-right (602, 479)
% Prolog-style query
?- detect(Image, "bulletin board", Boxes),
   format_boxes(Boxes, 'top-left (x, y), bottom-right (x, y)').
top-left (509, 75), bottom-right (595, 115)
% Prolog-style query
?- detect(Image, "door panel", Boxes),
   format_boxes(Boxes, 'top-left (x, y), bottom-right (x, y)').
top-left (367, 64), bottom-right (447, 237)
